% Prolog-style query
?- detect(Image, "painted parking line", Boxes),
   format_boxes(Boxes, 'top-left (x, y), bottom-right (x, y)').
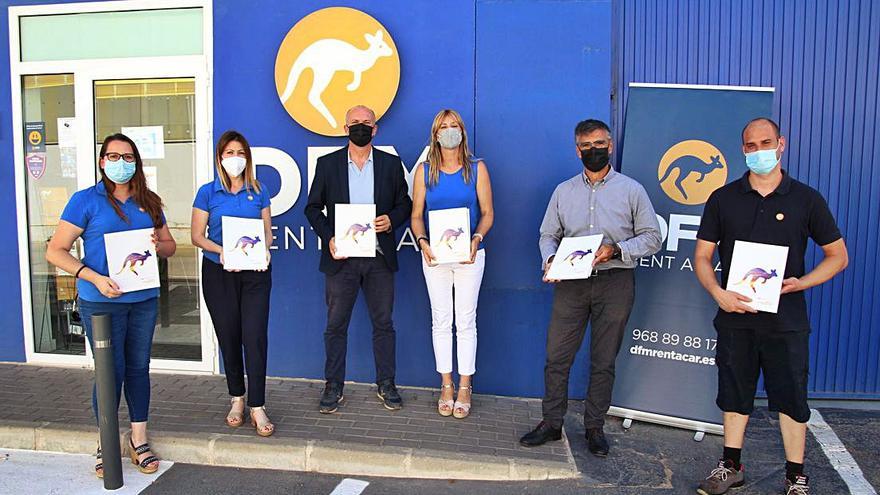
top-left (329, 478), bottom-right (370, 495)
top-left (0, 448), bottom-right (173, 495)
top-left (808, 409), bottom-right (877, 495)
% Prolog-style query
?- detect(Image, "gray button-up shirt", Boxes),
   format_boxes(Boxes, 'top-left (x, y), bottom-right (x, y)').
top-left (539, 168), bottom-right (662, 270)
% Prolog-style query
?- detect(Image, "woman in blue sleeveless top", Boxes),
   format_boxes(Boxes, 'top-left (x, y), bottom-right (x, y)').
top-left (411, 109), bottom-right (494, 419)
top-left (46, 134), bottom-right (177, 478)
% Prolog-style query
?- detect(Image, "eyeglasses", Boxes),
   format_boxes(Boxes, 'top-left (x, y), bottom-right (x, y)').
top-left (577, 140), bottom-right (609, 150)
top-left (104, 152), bottom-right (136, 163)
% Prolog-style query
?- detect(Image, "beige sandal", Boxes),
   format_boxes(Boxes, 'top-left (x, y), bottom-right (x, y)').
top-left (225, 396), bottom-right (245, 427)
top-left (453, 385), bottom-right (472, 419)
top-left (250, 406), bottom-right (275, 437)
top-left (438, 383), bottom-right (455, 417)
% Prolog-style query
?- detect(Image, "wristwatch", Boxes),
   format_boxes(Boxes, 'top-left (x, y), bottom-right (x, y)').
top-left (611, 244), bottom-right (622, 260)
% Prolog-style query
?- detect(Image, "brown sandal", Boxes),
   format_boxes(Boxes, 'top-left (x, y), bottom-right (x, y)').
top-left (129, 439), bottom-right (159, 474)
top-left (95, 447), bottom-right (103, 479)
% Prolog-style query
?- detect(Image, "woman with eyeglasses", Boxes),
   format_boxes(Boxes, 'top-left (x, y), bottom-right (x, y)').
top-left (46, 133), bottom-right (176, 478)
top-left (191, 130), bottom-right (274, 437)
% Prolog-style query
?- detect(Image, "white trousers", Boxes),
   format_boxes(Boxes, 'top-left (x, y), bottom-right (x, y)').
top-left (421, 249), bottom-right (485, 376)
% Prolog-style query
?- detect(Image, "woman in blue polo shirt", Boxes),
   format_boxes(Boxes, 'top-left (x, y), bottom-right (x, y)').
top-left (191, 130), bottom-right (274, 437)
top-left (410, 109), bottom-right (494, 419)
top-left (46, 133), bottom-right (177, 478)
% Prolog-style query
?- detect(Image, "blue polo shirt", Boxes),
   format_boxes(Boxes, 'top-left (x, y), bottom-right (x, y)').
top-left (193, 177), bottom-right (271, 264)
top-left (60, 181), bottom-right (164, 303)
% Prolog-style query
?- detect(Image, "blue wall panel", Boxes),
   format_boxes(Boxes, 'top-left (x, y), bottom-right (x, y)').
top-left (474, 0), bottom-right (612, 397)
top-left (0, 3), bottom-right (23, 361)
top-left (614, 0), bottom-right (880, 398)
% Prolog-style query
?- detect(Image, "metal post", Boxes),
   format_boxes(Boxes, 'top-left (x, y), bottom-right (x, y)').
top-left (92, 313), bottom-right (123, 490)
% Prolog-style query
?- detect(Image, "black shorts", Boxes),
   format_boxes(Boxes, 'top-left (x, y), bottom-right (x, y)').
top-left (714, 325), bottom-right (811, 423)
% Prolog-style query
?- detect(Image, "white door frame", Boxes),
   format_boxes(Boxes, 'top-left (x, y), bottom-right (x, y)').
top-left (8, 0), bottom-right (217, 373)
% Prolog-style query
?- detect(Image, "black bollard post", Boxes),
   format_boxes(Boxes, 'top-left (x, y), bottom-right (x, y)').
top-left (92, 313), bottom-right (123, 490)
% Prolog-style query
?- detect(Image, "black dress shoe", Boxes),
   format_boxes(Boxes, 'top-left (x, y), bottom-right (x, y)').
top-left (319, 382), bottom-right (344, 414)
top-left (586, 427), bottom-right (609, 457)
top-left (377, 380), bottom-right (403, 410)
top-left (519, 421), bottom-right (562, 447)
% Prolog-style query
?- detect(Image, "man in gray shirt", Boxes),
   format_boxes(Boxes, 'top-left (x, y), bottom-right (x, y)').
top-left (520, 119), bottom-right (661, 457)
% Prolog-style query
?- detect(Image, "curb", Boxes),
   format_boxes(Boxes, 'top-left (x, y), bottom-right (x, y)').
top-left (0, 420), bottom-right (579, 481)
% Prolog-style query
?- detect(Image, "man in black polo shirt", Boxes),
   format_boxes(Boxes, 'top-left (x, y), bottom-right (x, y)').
top-left (693, 118), bottom-right (849, 495)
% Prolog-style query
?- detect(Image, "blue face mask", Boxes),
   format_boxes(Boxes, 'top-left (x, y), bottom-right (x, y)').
top-left (104, 158), bottom-right (136, 184)
top-left (744, 146), bottom-right (780, 175)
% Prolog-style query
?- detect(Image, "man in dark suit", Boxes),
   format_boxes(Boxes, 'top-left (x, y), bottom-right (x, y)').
top-left (305, 105), bottom-right (413, 413)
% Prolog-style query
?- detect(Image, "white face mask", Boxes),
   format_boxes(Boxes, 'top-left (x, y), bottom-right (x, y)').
top-left (437, 127), bottom-right (463, 149)
top-left (221, 156), bottom-right (247, 177)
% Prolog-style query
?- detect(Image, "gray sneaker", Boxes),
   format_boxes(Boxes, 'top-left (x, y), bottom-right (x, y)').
top-left (784, 475), bottom-right (809, 495)
top-left (697, 460), bottom-right (745, 495)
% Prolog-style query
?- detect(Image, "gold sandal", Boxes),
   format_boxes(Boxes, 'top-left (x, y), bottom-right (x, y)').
top-left (250, 406), bottom-right (275, 437)
top-left (453, 385), bottom-right (472, 419)
top-left (438, 383), bottom-right (455, 417)
top-left (226, 396), bottom-right (245, 427)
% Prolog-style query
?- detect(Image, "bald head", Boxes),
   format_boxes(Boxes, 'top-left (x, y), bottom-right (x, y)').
top-left (742, 117), bottom-right (785, 155)
top-left (345, 105), bottom-right (377, 126)
top-left (742, 118), bottom-right (780, 143)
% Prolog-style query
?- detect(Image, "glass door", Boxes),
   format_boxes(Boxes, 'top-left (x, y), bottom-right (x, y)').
top-left (18, 67), bottom-right (214, 372)
top-left (10, 2), bottom-right (213, 372)
top-left (93, 77), bottom-right (203, 364)
top-left (21, 74), bottom-right (87, 358)
top-left (83, 67), bottom-right (214, 372)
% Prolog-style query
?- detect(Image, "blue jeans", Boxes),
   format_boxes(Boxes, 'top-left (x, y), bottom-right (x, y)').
top-left (79, 297), bottom-right (158, 423)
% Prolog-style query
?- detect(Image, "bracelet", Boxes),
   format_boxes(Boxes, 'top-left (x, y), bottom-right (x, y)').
top-left (416, 236), bottom-right (429, 246)
top-left (472, 232), bottom-right (484, 241)
top-left (74, 265), bottom-right (87, 279)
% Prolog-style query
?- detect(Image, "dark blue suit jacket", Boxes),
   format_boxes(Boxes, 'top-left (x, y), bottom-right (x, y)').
top-left (304, 146), bottom-right (412, 274)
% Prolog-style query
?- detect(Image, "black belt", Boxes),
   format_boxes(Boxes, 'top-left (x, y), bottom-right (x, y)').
top-left (590, 267), bottom-right (631, 277)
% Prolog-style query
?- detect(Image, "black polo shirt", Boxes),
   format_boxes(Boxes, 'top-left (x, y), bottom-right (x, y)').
top-left (697, 170), bottom-right (842, 331)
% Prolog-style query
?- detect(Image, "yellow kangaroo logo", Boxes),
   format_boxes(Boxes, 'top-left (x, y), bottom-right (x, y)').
top-left (274, 7), bottom-right (400, 136)
top-left (657, 140), bottom-right (728, 205)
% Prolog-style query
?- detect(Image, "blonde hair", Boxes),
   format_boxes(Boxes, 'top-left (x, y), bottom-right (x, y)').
top-left (425, 109), bottom-right (473, 187)
top-left (215, 130), bottom-right (261, 194)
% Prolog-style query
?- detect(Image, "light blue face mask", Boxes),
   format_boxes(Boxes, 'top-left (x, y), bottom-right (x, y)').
top-left (104, 158), bottom-right (136, 184)
top-left (744, 146), bottom-right (779, 175)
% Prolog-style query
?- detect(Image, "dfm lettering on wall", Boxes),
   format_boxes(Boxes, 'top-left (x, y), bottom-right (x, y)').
top-left (253, 145), bottom-right (429, 253)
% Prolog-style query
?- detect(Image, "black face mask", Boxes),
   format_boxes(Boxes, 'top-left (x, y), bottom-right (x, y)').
top-left (348, 123), bottom-right (374, 147)
top-left (581, 147), bottom-right (610, 172)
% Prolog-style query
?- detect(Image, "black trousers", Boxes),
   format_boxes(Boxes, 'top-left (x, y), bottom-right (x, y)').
top-left (542, 269), bottom-right (635, 429)
top-left (324, 257), bottom-right (396, 385)
top-left (202, 259), bottom-right (272, 407)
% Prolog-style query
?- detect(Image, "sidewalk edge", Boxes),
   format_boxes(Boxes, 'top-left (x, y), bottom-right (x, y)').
top-left (0, 421), bottom-right (579, 481)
